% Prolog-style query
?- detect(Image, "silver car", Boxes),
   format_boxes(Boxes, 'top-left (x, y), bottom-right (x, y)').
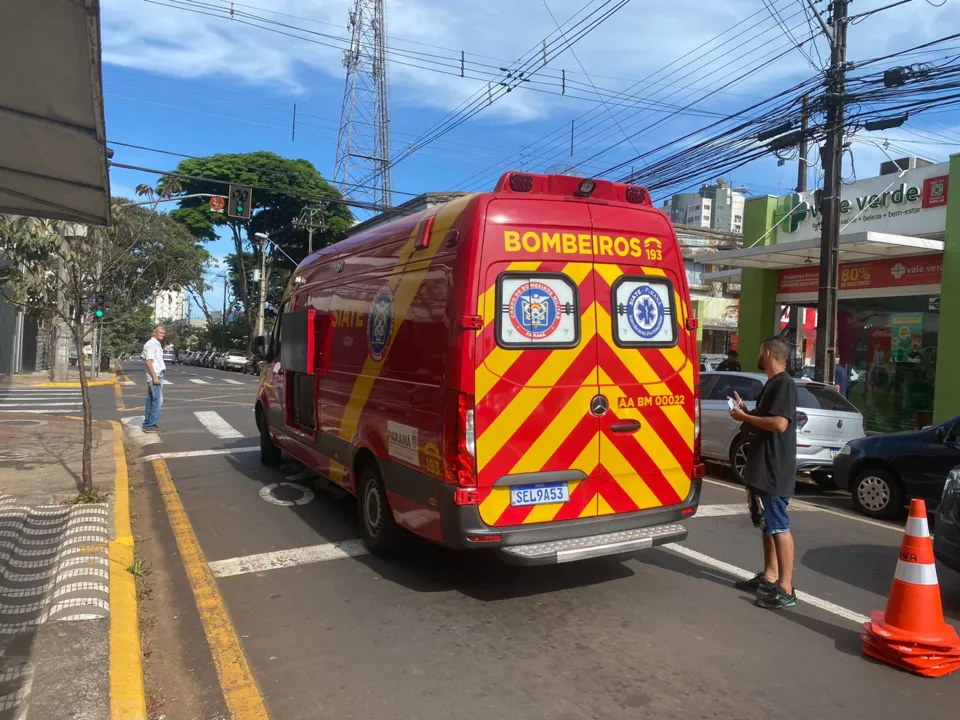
top-left (699, 371), bottom-right (865, 488)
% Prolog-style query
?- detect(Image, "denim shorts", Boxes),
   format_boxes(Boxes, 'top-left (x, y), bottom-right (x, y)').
top-left (760, 495), bottom-right (790, 535)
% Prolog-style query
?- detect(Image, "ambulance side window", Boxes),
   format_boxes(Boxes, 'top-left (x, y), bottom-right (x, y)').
top-left (270, 301), bottom-right (288, 362)
top-left (496, 272), bottom-right (580, 349)
top-left (611, 276), bottom-right (677, 348)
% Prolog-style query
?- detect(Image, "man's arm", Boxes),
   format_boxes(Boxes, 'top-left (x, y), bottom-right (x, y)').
top-left (145, 343), bottom-right (159, 384)
top-left (736, 411), bottom-right (788, 434)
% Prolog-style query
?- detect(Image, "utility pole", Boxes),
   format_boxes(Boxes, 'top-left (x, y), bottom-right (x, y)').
top-left (221, 273), bottom-right (228, 350)
top-left (294, 205), bottom-right (326, 256)
top-left (797, 94), bottom-right (809, 193)
top-left (814, 0), bottom-right (848, 385)
top-left (254, 233), bottom-right (269, 338)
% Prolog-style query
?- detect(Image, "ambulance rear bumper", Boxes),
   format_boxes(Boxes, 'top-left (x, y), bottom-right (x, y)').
top-left (438, 478), bottom-right (701, 564)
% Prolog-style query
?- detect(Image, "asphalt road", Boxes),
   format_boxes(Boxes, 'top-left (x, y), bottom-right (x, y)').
top-left (118, 361), bottom-right (960, 719)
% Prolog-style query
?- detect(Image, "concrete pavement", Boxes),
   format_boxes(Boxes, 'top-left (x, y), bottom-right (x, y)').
top-left (123, 361), bottom-right (960, 719)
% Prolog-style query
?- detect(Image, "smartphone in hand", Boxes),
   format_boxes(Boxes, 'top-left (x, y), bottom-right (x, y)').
top-left (727, 397), bottom-right (737, 411)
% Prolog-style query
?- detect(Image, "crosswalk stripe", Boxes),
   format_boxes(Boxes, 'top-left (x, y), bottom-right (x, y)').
top-left (189, 379), bottom-right (208, 385)
top-left (0, 403), bottom-right (83, 408)
top-left (223, 379), bottom-right (243, 385)
top-left (0, 409), bottom-right (79, 414)
top-left (193, 411), bottom-right (243, 439)
top-left (161, 379), bottom-right (173, 385)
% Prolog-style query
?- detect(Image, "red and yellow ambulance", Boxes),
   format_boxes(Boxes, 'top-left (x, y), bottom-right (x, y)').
top-left (254, 172), bottom-right (703, 564)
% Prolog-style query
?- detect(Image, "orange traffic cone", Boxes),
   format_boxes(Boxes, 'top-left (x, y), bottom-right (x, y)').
top-left (862, 498), bottom-right (960, 677)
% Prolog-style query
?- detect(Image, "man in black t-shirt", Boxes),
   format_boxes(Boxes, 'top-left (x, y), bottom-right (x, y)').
top-left (727, 337), bottom-right (798, 610)
top-left (715, 349), bottom-right (741, 371)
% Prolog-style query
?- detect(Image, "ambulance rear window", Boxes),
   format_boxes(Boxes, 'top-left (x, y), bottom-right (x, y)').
top-left (496, 272), bottom-right (580, 349)
top-left (611, 276), bottom-right (677, 348)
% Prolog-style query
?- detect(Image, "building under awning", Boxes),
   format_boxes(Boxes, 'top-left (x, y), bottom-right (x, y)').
top-left (0, 0), bottom-right (111, 226)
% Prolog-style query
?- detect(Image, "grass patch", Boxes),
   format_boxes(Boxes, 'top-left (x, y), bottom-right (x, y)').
top-left (127, 556), bottom-right (150, 578)
top-left (71, 488), bottom-right (108, 504)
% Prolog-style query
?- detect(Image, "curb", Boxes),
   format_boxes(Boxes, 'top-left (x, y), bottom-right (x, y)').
top-left (34, 378), bottom-right (119, 388)
top-left (108, 419), bottom-right (148, 719)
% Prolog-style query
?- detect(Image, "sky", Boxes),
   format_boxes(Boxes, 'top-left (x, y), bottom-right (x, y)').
top-left (100, 0), bottom-right (960, 316)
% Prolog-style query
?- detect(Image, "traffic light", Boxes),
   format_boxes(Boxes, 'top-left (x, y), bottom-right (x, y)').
top-left (227, 184), bottom-right (253, 219)
top-left (89, 294), bottom-right (106, 320)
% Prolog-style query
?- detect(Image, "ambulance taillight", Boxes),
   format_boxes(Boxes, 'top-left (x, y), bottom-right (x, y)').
top-left (443, 390), bottom-right (478, 504)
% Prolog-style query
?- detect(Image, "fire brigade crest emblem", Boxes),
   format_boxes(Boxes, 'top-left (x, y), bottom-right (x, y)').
top-left (627, 284), bottom-right (665, 340)
top-left (509, 281), bottom-right (561, 340)
top-left (368, 288), bottom-right (395, 361)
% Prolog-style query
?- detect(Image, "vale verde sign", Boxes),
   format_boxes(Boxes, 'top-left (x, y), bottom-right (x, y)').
top-left (774, 163), bottom-right (950, 243)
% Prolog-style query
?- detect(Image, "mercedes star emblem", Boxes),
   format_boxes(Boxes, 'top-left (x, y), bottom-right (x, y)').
top-left (837, 419), bottom-right (843, 429)
top-left (590, 395), bottom-right (609, 416)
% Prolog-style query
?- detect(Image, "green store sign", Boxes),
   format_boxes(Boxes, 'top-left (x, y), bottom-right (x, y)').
top-left (779, 183), bottom-right (922, 234)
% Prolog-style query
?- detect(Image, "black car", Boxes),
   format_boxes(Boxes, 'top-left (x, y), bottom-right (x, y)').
top-left (934, 467), bottom-right (960, 573)
top-left (833, 415), bottom-right (960, 519)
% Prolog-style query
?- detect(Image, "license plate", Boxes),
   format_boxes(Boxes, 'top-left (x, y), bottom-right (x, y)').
top-left (510, 482), bottom-right (569, 507)
top-left (830, 449), bottom-right (840, 459)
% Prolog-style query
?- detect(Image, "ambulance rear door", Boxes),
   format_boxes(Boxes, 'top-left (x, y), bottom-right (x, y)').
top-left (473, 199), bottom-right (601, 527)
top-left (587, 203), bottom-right (696, 515)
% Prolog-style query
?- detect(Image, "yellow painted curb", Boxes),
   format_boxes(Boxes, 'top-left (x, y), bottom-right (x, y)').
top-left (34, 378), bottom-right (119, 388)
top-left (114, 381), bottom-right (126, 412)
top-left (153, 459), bottom-right (270, 719)
top-left (109, 420), bottom-right (148, 719)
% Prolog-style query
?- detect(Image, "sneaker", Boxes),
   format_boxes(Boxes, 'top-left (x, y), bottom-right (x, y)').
top-left (755, 584), bottom-right (797, 610)
top-left (142, 426), bottom-right (158, 434)
top-left (734, 572), bottom-right (773, 593)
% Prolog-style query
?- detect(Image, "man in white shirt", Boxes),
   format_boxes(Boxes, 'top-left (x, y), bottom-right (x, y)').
top-left (142, 325), bottom-right (167, 432)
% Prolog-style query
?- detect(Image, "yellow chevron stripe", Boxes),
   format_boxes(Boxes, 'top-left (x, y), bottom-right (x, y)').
top-left (598, 368), bottom-right (690, 500)
top-left (330, 196), bottom-right (474, 484)
top-left (476, 262), bottom-right (592, 404)
top-left (476, 307), bottom-right (597, 467)
top-left (597, 435), bottom-right (662, 510)
top-left (509, 386), bottom-right (596, 474)
top-left (479, 486), bottom-right (512, 526)
top-left (597, 493), bottom-right (616, 516)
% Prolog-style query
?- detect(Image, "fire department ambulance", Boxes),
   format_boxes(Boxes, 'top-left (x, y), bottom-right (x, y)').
top-left (254, 172), bottom-right (703, 564)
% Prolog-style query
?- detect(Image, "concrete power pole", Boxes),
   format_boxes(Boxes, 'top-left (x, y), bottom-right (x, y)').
top-left (796, 94), bottom-right (809, 193)
top-left (813, 0), bottom-right (849, 385)
top-left (333, 0), bottom-right (392, 209)
top-left (52, 256), bottom-right (70, 382)
top-left (254, 233), bottom-right (269, 338)
top-left (294, 205), bottom-right (326, 257)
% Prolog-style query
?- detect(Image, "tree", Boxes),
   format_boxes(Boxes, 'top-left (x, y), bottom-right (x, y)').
top-left (0, 203), bottom-right (209, 495)
top-left (162, 152), bottom-right (354, 330)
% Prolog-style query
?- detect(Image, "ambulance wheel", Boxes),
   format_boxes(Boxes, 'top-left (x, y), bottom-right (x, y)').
top-left (730, 435), bottom-right (750, 484)
top-left (259, 411), bottom-right (281, 467)
top-left (358, 462), bottom-right (399, 554)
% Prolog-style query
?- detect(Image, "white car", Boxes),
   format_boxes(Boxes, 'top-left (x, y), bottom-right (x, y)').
top-left (221, 350), bottom-right (248, 371)
top-left (699, 371), bottom-right (866, 488)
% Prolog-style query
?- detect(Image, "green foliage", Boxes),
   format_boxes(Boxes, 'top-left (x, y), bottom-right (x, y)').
top-left (101, 305), bottom-right (153, 358)
top-left (161, 152), bottom-right (354, 328)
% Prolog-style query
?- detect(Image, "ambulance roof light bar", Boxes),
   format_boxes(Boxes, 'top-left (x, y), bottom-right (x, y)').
top-left (495, 171), bottom-right (651, 206)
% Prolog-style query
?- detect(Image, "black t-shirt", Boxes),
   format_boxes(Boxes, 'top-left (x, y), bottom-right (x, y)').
top-left (743, 371), bottom-right (797, 498)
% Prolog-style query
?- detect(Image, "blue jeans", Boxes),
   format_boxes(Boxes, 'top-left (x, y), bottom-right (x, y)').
top-left (143, 372), bottom-right (163, 429)
top-left (760, 495), bottom-right (790, 535)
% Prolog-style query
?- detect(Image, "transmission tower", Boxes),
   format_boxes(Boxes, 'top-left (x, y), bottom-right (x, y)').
top-left (334, 0), bottom-right (392, 209)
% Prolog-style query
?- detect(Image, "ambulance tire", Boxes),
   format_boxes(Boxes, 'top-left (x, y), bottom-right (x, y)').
top-left (259, 410), bottom-right (281, 467)
top-left (358, 462), bottom-right (400, 554)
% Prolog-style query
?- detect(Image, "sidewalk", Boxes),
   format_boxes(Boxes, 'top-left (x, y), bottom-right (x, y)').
top-left (0, 366), bottom-right (118, 388)
top-left (0, 414), bottom-right (144, 718)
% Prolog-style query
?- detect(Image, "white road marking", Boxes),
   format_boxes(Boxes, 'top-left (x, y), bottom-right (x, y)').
top-left (0, 410), bottom-right (81, 414)
top-left (259, 483), bottom-right (315, 507)
top-left (161, 379), bottom-right (173, 385)
top-left (193, 411), bottom-right (243, 439)
top-left (702, 478), bottom-right (903, 533)
top-left (121, 381), bottom-right (135, 386)
top-left (120, 415), bottom-right (162, 446)
top-left (694, 503), bottom-right (822, 518)
top-left (0, 403), bottom-right (83, 408)
top-left (663, 543), bottom-right (870, 625)
top-left (209, 540), bottom-right (369, 578)
top-left (189, 379), bottom-right (209, 385)
top-left (223, 379), bottom-right (243, 385)
top-left (204, 376), bottom-right (215, 379)
top-left (138, 446), bottom-right (259, 462)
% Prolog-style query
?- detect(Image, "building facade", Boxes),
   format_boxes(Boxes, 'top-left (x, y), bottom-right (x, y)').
top-left (663, 179), bottom-right (745, 234)
top-left (709, 154), bottom-right (958, 433)
top-left (152, 289), bottom-right (185, 324)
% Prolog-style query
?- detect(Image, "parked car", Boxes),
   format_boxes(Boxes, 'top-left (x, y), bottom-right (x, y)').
top-left (221, 349), bottom-right (247, 371)
top-left (834, 415), bottom-right (960, 519)
top-left (162, 350), bottom-right (175, 364)
top-left (700, 354), bottom-right (727, 372)
top-left (699, 371), bottom-right (865, 486)
top-left (934, 466), bottom-right (960, 573)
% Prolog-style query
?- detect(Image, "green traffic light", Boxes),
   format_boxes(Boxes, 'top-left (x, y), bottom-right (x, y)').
top-left (237, 204), bottom-right (244, 213)
top-left (95, 309), bottom-right (104, 318)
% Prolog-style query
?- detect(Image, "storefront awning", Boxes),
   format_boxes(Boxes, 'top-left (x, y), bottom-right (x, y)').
top-left (0, 0), bottom-right (111, 226)
top-left (706, 232), bottom-right (944, 270)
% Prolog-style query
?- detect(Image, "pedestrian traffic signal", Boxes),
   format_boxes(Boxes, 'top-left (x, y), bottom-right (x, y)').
top-left (227, 184), bottom-right (253, 220)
